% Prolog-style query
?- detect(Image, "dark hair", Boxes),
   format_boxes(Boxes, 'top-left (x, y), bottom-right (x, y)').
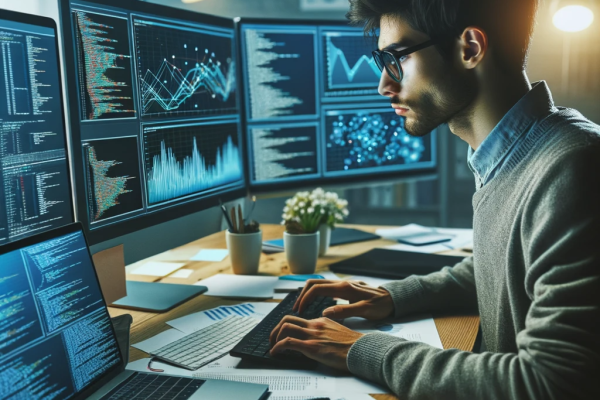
top-left (347, 0), bottom-right (539, 72)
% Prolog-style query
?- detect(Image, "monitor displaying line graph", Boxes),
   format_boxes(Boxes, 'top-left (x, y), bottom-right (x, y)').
top-left (142, 121), bottom-right (244, 206)
top-left (321, 29), bottom-right (381, 98)
top-left (133, 17), bottom-right (237, 118)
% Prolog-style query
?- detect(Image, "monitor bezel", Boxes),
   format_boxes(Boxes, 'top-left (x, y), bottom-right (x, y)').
top-left (0, 8), bottom-right (76, 245)
top-left (234, 17), bottom-right (439, 195)
top-left (58, 0), bottom-right (248, 245)
top-left (0, 222), bottom-right (126, 400)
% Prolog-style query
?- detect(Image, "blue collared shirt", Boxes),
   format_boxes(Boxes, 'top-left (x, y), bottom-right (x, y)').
top-left (467, 81), bottom-right (557, 190)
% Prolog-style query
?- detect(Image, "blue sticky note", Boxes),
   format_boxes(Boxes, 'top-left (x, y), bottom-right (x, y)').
top-left (279, 274), bottom-right (324, 281)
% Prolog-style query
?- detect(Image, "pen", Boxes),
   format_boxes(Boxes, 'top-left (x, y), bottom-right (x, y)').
top-left (230, 207), bottom-right (238, 233)
top-left (237, 204), bottom-right (244, 233)
top-left (245, 195), bottom-right (256, 224)
top-left (219, 199), bottom-right (234, 232)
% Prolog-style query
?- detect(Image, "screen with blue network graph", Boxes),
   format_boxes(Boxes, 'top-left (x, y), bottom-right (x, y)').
top-left (0, 17), bottom-right (73, 245)
top-left (241, 22), bottom-right (436, 188)
top-left (64, 0), bottom-right (245, 239)
top-left (0, 230), bottom-right (121, 399)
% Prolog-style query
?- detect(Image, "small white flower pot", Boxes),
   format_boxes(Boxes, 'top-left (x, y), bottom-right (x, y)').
top-left (284, 231), bottom-right (320, 274)
top-left (318, 224), bottom-right (331, 256)
top-left (226, 230), bottom-right (263, 275)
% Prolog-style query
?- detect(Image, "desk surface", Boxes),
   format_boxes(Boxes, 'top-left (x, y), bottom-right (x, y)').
top-left (108, 224), bottom-right (479, 400)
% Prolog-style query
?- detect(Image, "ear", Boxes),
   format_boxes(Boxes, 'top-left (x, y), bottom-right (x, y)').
top-left (460, 27), bottom-right (487, 69)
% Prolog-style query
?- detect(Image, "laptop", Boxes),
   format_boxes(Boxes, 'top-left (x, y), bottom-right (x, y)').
top-left (0, 223), bottom-right (269, 400)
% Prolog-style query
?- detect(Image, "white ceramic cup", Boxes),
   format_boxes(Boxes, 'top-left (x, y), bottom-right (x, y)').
top-left (226, 230), bottom-right (263, 275)
top-left (284, 231), bottom-right (320, 275)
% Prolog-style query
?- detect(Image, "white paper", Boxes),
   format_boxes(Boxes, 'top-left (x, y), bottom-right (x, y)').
top-left (167, 302), bottom-right (277, 334)
top-left (170, 269), bottom-right (194, 279)
top-left (190, 249), bottom-right (229, 262)
top-left (127, 358), bottom-right (193, 377)
top-left (376, 223), bottom-right (432, 239)
top-left (378, 224), bottom-right (473, 254)
top-left (273, 292), bottom-right (289, 300)
top-left (344, 314), bottom-right (443, 349)
top-left (131, 329), bottom-right (186, 354)
top-left (193, 369), bottom-right (386, 394)
top-left (131, 261), bottom-right (187, 277)
top-left (270, 393), bottom-right (375, 400)
top-left (192, 371), bottom-right (336, 391)
top-left (195, 274), bottom-right (278, 299)
top-left (127, 358), bottom-right (386, 394)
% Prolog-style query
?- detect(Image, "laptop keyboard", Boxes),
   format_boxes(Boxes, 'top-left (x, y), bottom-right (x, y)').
top-left (101, 373), bottom-right (205, 400)
top-left (151, 315), bottom-right (259, 370)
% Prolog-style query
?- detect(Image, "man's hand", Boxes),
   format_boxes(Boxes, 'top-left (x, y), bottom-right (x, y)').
top-left (269, 316), bottom-right (365, 371)
top-left (293, 279), bottom-right (395, 320)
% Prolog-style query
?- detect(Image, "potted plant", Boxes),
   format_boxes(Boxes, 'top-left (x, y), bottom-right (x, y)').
top-left (281, 189), bottom-right (349, 270)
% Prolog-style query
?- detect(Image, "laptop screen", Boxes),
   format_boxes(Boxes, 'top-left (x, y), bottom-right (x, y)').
top-left (0, 228), bottom-right (122, 399)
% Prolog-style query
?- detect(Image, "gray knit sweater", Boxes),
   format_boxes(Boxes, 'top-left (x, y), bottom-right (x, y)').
top-left (347, 107), bottom-right (600, 399)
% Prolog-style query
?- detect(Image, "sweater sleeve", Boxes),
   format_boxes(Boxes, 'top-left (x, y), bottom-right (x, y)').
top-left (347, 144), bottom-right (600, 399)
top-left (381, 256), bottom-right (478, 318)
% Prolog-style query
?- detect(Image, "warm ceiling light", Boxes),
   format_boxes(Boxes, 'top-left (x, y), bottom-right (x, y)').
top-left (553, 5), bottom-right (594, 32)
top-left (182, 0), bottom-right (204, 3)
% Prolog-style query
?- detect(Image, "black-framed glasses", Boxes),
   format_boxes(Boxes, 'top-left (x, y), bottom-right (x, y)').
top-left (372, 39), bottom-right (438, 83)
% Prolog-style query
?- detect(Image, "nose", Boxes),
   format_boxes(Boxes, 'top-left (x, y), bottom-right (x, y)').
top-left (378, 68), bottom-right (400, 99)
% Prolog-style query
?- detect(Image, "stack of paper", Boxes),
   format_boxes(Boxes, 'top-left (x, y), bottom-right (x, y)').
top-left (194, 274), bottom-right (278, 299)
top-left (377, 224), bottom-right (473, 254)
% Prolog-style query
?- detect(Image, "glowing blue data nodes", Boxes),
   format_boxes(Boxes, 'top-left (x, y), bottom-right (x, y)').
top-left (146, 135), bottom-right (243, 205)
top-left (326, 112), bottom-right (425, 172)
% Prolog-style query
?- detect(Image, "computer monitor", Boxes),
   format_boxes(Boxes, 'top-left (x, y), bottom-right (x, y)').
top-left (59, 0), bottom-right (247, 244)
top-left (238, 20), bottom-right (437, 192)
top-left (0, 10), bottom-right (74, 245)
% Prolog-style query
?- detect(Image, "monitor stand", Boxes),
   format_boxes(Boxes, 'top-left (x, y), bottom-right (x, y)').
top-left (110, 281), bottom-right (208, 313)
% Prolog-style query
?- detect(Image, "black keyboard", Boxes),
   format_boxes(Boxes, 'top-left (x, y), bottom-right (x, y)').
top-left (230, 290), bottom-right (336, 367)
top-left (101, 373), bottom-right (205, 400)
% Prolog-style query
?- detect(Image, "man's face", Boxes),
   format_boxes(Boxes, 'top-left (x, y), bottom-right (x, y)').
top-left (377, 15), bottom-right (477, 137)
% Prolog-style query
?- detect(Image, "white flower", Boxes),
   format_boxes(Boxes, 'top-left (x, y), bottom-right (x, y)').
top-left (300, 209), bottom-right (305, 214)
top-left (283, 206), bottom-right (289, 212)
top-left (299, 201), bottom-right (306, 208)
top-left (307, 207), bottom-right (314, 214)
top-left (342, 209), bottom-right (349, 216)
top-left (294, 206), bottom-right (299, 211)
top-left (320, 209), bottom-right (325, 214)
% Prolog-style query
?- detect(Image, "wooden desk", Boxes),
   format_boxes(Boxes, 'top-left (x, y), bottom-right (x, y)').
top-left (109, 224), bottom-right (479, 400)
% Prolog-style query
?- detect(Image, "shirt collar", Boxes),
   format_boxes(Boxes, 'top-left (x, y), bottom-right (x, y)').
top-left (467, 81), bottom-right (555, 188)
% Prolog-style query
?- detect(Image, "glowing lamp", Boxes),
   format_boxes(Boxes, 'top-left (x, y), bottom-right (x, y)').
top-left (553, 5), bottom-right (594, 32)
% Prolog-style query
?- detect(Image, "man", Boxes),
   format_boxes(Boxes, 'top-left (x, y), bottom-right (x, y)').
top-left (269, 0), bottom-right (600, 398)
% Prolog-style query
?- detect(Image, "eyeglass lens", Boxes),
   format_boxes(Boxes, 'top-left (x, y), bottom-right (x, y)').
top-left (382, 52), bottom-right (402, 81)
